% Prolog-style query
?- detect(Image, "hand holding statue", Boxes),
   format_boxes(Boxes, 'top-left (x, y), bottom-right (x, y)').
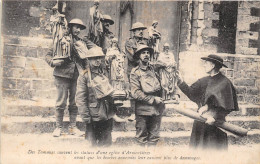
top-left (205, 116), bottom-right (216, 125)
top-left (198, 105), bottom-right (208, 115)
top-left (154, 96), bottom-right (164, 104)
top-left (175, 71), bottom-right (184, 84)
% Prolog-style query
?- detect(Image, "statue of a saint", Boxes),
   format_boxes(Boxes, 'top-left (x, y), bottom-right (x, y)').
top-left (148, 20), bottom-right (161, 61)
top-left (50, 3), bottom-right (70, 59)
top-left (157, 43), bottom-right (179, 102)
top-left (88, 0), bottom-right (103, 46)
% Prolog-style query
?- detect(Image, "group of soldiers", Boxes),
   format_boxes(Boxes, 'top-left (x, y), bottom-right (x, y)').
top-left (46, 1), bottom-right (239, 149)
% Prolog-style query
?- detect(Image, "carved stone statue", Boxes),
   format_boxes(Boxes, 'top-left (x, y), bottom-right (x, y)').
top-left (157, 43), bottom-right (179, 102)
top-left (88, 0), bottom-right (104, 46)
top-left (50, 3), bottom-right (69, 59)
top-left (148, 20), bottom-right (161, 61)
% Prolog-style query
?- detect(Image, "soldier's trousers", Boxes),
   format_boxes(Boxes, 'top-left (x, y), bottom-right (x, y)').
top-left (85, 119), bottom-right (113, 147)
top-left (135, 115), bottom-right (162, 146)
top-left (54, 76), bottom-right (78, 128)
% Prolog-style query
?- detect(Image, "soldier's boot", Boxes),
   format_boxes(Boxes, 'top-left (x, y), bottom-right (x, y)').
top-left (128, 100), bottom-right (135, 122)
top-left (52, 128), bottom-right (62, 137)
top-left (69, 126), bottom-right (84, 137)
top-left (68, 110), bottom-right (84, 137)
top-left (53, 109), bottom-right (64, 137)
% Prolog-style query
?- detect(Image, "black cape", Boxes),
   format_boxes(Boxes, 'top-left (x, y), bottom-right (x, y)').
top-left (204, 73), bottom-right (239, 112)
top-left (179, 72), bottom-right (239, 150)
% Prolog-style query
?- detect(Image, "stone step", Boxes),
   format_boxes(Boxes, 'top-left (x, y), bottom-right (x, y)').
top-left (165, 103), bottom-right (260, 116)
top-left (2, 130), bottom-right (260, 147)
top-left (1, 116), bottom-right (259, 134)
top-left (112, 130), bottom-right (260, 146)
top-left (114, 116), bottom-right (260, 131)
top-left (2, 99), bottom-right (260, 117)
top-left (1, 98), bottom-right (56, 117)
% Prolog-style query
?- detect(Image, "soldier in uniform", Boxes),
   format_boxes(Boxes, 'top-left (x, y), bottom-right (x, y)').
top-left (76, 48), bottom-right (116, 147)
top-left (125, 22), bottom-right (148, 77)
top-left (45, 18), bottom-right (96, 137)
top-left (100, 15), bottom-right (115, 54)
top-left (130, 45), bottom-right (165, 146)
top-left (125, 22), bottom-right (148, 122)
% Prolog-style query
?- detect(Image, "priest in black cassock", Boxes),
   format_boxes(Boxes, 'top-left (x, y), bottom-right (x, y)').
top-left (177, 54), bottom-right (239, 150)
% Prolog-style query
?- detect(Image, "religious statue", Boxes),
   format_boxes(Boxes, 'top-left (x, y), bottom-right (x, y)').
top-left (88, 0), bottom-right (104, 46)
top-left (50, 3), bottom-right (70, 60)
top-left (148, 20), bottom-right (161, 61)
top-left (157, 43), bottom-right (179, 102)
top-left (105, 38), bottom-right (126, 91)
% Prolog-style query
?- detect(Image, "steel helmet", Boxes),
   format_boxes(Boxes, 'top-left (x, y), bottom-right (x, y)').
top-left (111, 37), bottom-right (118, 43)
top-left (86, 46), bottom-right (105, 58)
top-left (94, 0), bottom-right (99, 5)
top-left (133, 45), bottom-right (154, 59)
top-left (102, 15), bottom-right (114, 25)
top-left (68, 18), bottom-right (86, 30)
top-left (163, 43), bottom-right (170, 47)
top-left (130, 22), bottom-right (147, 31)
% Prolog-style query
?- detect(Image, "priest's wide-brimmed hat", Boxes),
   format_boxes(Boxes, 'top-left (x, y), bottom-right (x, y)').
top-left (133, 45), bottom-right (154, 59)
top-left (201, 54), bottom-right (228, 68)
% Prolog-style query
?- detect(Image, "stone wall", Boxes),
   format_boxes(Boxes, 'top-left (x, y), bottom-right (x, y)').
top-left (2, 1), bottom-right (55, 99)
top-left (236, 1), bottom-right (260, 55)
top-left (1, 1), bottom-right (260, 104)
top-left (2, 1), bottom-right (55, 37)
top-left (179, 1), bottom-right (260, 104)
top-left (179, 52), bottom-right (260, 104)
top-left (2, 36), bottom-right (54, 99)
top-left (1, 0), bottom-right (181, 100)
top-left (179, 1), bottom-right (220, 52)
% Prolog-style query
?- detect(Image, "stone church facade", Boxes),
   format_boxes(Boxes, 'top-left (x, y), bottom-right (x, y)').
top-left (2, 1), bottom-right (260, 105)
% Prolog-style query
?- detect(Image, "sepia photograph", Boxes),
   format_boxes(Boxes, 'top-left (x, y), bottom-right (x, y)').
top-left (1, 0), bottom-right (260, 163)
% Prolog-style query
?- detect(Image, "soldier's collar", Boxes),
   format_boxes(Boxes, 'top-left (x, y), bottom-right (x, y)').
top-left (71, 35), bottom-right (80, 42)
top-left (134, 36), bottom-right (143, 42)
top-left (139, 62), bottom-right (151, 70)
top-left (90, 67), bottom-right (103, 74)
